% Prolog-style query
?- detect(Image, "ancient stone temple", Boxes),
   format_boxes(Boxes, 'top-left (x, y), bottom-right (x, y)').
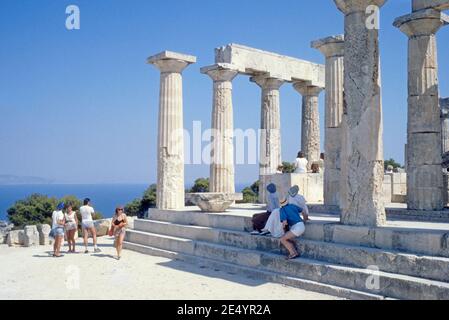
top-left (124, 0), bottom-right (449, 300)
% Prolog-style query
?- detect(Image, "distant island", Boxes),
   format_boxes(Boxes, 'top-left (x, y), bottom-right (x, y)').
top-left (0, 175), bottom-right (53, 185)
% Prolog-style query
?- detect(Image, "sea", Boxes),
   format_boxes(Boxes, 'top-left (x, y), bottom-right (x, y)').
top-left (0, 183), bottom-right (248, 222)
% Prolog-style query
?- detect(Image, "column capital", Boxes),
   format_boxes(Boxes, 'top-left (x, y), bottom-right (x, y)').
top-left (147, 51), bottom-right (197, 73)
top-left (413, 0), bottom-right (449, 11)
top-left (293, 83), bottom-right (324, 96)
top-left (311, 35), bottom-right (345, 58)
top-left (334, 0), bottom-right (386, 15)
top-left (200, 63), bottom-right (240, 82)
top-left (250, 75), bottom-right (284, 90)
top-left (394, 9), bottom-right (449, 37)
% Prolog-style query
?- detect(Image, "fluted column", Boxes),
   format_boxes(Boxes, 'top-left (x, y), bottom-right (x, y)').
top-left (312, 35), bottom-right (345, 207)
top-left (442, 98), bottom-right (449, 154)
top-left (251, 76), bottom-right (284, 203)
top-left (148, 51), bottom-right (196, 210)
top-left (394, 9), bottom-right (448, 210)
top-left (201, 64), bottom-right (239, 194)
top-left (293, 84), bottom-right (323, 170)
top-left (334, 0), bottom-right (387, 226)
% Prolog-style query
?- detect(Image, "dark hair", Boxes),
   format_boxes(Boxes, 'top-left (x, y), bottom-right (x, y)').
top-left (320, 153), bottom-right (325, 160)
top-left (297, 151), bottom-right (305, 158)
top-left (83, 198), bottom-right (91, 205)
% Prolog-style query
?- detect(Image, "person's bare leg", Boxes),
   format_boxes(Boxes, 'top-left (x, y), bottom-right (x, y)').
top-left (91, 228), bottom-right (97, 247)
top-left (117, 233), bottom-right (125, 259)
top-left (280, 232), bottom-right (298, 257)
top-left (83, 228), bottom-right (89, 252)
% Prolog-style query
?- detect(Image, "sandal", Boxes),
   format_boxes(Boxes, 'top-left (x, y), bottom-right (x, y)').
top-left (286, 253), bottom-right (300, 260)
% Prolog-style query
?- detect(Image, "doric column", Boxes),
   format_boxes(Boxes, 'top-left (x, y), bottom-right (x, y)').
top-left (148, 51), bottom-right (196, 210)
top-left (334, 0), bottom-right (387, 226)
top-left (251, 76), bottom-right (284, 203)
top-left (312, 35), bottom-right (345, 207)
top-left (293, 84), bottom-right (323, 170)
top-left (442, 98), bottom-right (449, 154)
top-left (441, 98), bottom-right (449, 207)
top-left (201, 64), bottom-right (239, 194)
top-left (394, 9), bottom-right (448, 210)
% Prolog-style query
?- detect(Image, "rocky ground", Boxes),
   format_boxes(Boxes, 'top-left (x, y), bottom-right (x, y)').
top-left (0, 237), bottom-right (340, 300)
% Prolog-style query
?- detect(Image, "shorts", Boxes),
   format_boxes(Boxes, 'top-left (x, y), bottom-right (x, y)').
top-left (289, 222), bottom-right (305, 237)
top-left (53, 227), bottom-right (65, 237)
top-left (65, 222), bottom-right (77, 231)
top-left (82, 221), bottom-right (94, 229)
top-left (114, 227), bottom-right (126, 238)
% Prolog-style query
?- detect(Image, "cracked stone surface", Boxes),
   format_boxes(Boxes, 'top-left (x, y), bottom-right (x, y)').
top-left (335, 0), bottom-right (387, 226)
top-left (148, 51), bottom-right (196, 210)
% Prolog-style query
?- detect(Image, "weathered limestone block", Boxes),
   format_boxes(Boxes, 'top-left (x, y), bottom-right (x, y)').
top-left (252, 76), bottom-right (284, 203)
top-left (334, 0), bottom-right (387, 226)
top-left (186, 193), bottom-right (243, 213)
top-left (215, 43), bottom-right (325, 88)
top-left (0, 221), bottom-right (14, 244)
top-left (267, 173), bottom-right (324, 204)
top-left (324, 127), bottom-right (342, 170)
top-left (409, 95), bottom-right (442, 133)
top-left (23, 225), bottom-right (39, 247)
top-left (201, 64), bottom-right (239, 195)
top-left (7, 230), bottom-right (24, 246)
top-left (408, 164), bottom-right (445, 210)
top-left (94, 219), bottom-right (112, 237)
top-left (324, 169), bottom-right (341, 206)
top-left (148, 51), bottom-right (196, 210)
top-left (383, 174), bottom-right (393, 203)
top-left (37, 224), bottom-right (51, 245)
top-left (407, 132), bottom-right (443, 166)
top-left (294, 84), bottom-right (323, 169)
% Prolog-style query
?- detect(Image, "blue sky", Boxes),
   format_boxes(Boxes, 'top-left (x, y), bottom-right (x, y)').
top-left (0, 0), bottom-right (448, 185)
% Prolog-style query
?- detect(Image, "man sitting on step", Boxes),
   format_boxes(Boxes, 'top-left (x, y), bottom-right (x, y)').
top-left (279, 198), bottom-right (308, 260)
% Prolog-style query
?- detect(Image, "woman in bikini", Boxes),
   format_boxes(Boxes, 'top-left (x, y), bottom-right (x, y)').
top-left (111, 206), bottom-right (128, 260)
top-left (64, 204), bottom-right (78, 253)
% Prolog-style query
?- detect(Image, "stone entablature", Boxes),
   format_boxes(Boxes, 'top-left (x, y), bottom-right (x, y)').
top-left (215, 43), bottom-right (325, 88)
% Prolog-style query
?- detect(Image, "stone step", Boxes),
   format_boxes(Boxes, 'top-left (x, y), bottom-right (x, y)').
top-left (125, 229), bottom-right (449, 300)
top-left (133, 219), bottom-right (449, 282)
top-left (122, 241), bottom-right (387, 300)
top-left (148, 209), bottom-right (449, 258)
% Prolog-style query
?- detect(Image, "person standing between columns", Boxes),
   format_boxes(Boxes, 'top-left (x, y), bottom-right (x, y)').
top-left (148, 51), bottom-right (196, 210)
top-left (251, 76), bottom-right (285, 204)
top-left (293, 83), bottom-right (323, 171)
top-left (311, 35), bottom-right (345, 208)
top-left (394, 9), bottom-right (449, 211)
top-left (334, 0), bottom-right (387, 226)
top-left (201, 63), bottom-right (239, 194)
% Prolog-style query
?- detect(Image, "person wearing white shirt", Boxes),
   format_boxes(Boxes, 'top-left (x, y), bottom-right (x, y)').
top-left (51, 202), bottom-right (66, 257)
top-left (294, 151), bottom-right (308, 174)
top-left (80, 198), bottom-right (101, 253)
top-left (287, 185), bottom-right (310, 219)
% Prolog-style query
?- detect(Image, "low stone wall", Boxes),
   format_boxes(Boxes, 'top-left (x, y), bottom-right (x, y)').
top-left (383, 173), bottom-right (407, 204)
top-left (267, 173), bottom-right (324, 203)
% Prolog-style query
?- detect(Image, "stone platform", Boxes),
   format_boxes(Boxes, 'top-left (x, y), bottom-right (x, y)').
top-left (124, 204), bottom-right (449, 300)
top-left (308, 203), bottom-right (449, 223)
